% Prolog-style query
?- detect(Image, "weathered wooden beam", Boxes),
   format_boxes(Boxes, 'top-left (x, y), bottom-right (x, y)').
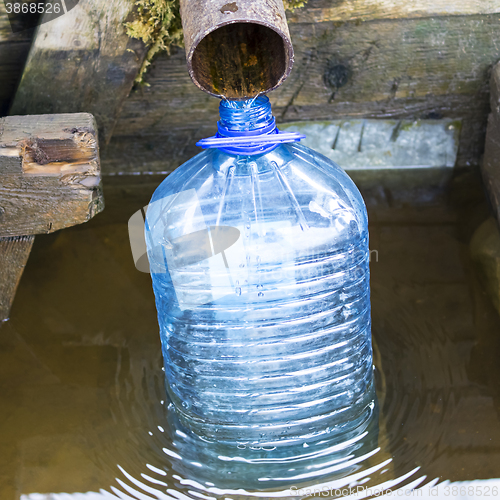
top-left (287, 0), bottom-right (500, 24)
top-left (104, 13), bottom-right (498, 174)
top-left (0, 112), bottom-right (104, 321)
top-left (482, 63), bottom-right (500, 226)
top-left (0, 113), bottom-right (104, 237)
top-left (9, 0), bottom-right (148, 145)
top-left (0, 235), bottom-right (34, 321)
top-left (273, 15), bottom-right (498, 114)
top-left (115, 13), bottom-right (500, 128)
top-left (490, 63), bottom-right (500, 122)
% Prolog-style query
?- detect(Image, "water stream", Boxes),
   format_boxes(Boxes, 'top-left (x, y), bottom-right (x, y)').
top-left (1, 171), bottom-right (499, 499)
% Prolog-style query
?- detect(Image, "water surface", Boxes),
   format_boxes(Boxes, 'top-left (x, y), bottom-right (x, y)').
top-left (1, 171), bottom-right (499, 499)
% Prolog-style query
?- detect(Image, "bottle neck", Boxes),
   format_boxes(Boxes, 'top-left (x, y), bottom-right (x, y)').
top-left (218, 96), bottom-right (275, 134)
top-left (195, 95), bottom-right (305, 156)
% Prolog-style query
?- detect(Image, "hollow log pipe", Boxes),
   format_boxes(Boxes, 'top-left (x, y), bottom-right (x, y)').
top-left (179, 0), bottom-right (294, 99)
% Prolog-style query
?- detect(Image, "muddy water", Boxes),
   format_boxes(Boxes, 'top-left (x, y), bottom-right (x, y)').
top-left (1, 170), bottom-right (499, 499)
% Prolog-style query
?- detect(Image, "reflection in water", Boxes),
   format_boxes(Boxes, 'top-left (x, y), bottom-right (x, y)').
top-left (3, 173), bottom-right (500, 499)
top-left (97, 336), bottom-right (426, 500)
top-left (164, 392), bottom-right (378, 488)
top-left (109, 375), bottom-right (380, 497)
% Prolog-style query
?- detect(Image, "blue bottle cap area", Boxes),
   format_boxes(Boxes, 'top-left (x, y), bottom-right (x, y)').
top-left (196, 96), bottom-right (305, 155)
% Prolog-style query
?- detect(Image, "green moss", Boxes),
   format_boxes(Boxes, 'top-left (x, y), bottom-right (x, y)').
top-left (400, 122), bottom-right (416, 131)
top-left (450, 120), bottom-right (463, 133)
top-left (126, 0), bottom-right (308, 84)
top-left (282, 0), bottom-right (308, 11)
top-left (125, 0), bottom-right (183, 85)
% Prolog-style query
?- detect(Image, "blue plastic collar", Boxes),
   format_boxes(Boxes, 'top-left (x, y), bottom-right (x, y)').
top-left (196, 118), bottom-right (306, 156)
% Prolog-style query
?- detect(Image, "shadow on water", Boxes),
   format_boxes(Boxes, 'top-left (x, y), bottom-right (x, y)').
top-left (1, 169), bottom-right (500, 499)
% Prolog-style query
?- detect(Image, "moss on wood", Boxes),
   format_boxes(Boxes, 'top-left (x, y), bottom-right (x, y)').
top-left (125, 0), bottom-right (183, 84)
top-left (283, 0), bottom-right (308, 10)
top-left (126, 0), bottom-right (308, 84)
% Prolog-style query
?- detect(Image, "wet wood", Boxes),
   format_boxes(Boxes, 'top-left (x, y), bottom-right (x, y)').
top-left (0, 112), bottom-right (104, 237)
top-left (287, 0), bottom-right (500, 24)
top-left (9, 0), bottom-right (148, 144)
top-left (0, 235), bottom-right (34, 321)
top-left (482, 63), bottom-right (500, 227)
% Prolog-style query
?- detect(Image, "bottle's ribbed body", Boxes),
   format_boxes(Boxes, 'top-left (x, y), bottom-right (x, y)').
top-left (145, 98), bottom-right (374, 447)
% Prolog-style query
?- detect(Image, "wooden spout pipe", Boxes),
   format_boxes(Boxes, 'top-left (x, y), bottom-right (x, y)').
top-left (179, 0), bottom-right (294, 99)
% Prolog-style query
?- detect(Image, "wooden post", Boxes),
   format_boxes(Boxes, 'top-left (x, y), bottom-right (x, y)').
top-left (0, 5), bottom-right (37, 116)
top-left (482, 62), bottom-right (500, 226)
top-left (0, 112), bottom-right (104, 321)
top-left (9, 0), bottom-right (148, 145)
top-left (0, 236), bottom-right (34, 321)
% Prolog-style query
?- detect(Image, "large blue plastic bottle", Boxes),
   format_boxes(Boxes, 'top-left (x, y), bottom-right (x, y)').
top-left (145, 96), bottom-right (374, 447)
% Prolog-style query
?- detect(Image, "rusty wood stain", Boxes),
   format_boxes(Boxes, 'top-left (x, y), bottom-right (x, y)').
top-left (24, 139), bottom-right (80, 165)
top-left (22, 135), bottom-right (97, 167)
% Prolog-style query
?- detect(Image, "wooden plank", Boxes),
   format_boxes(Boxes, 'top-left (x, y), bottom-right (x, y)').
top-left (273, 15), bottom-right (498, 110)
top-left (491, 63), bottom-right (500, 119)
top-left (0, 113), bottom-right (104, 237)
top-left (482, 63), bottom-right (500, 227)
top-left (9, 0), bottom-right (148, 144)
top-left (116, 14), bottom-right (498, 124)
top-left (287, 0), bottom-right (500, 24)
top-left (106, 14), bottom-right (497, 174)
top-left (102, 94), bottom-right (487, 174)
top-left (102, 95), bottom-right (485, 177)
top-left (0, 235), bottom-right (34, 321)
